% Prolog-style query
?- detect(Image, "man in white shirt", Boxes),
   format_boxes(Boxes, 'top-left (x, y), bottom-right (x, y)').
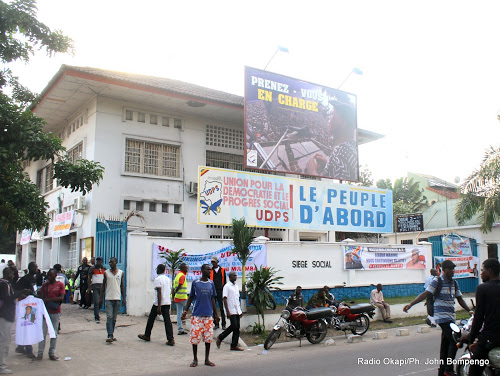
top-left (138, 264), bottom-right (175, 346)
top-left (370, 283), bottom-right (392, 323)
top-left (215, 272), bottom-right (243, 351)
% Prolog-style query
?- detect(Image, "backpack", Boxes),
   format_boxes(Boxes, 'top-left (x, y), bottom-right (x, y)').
top-left (426, 277), bottom-right (458, 316)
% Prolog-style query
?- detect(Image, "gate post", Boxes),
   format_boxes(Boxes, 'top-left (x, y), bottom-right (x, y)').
top-left (127, 230), bottom-right (149, 316)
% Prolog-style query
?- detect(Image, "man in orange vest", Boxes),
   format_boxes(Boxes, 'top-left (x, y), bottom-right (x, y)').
top-left (210, 256), bottom-right (227, 330)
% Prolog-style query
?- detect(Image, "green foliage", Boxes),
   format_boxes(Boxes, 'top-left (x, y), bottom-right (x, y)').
top-left (230, 217), bottom-right (255, 299)
top-left (249, 322), bottom-right (266, 335)
top-left (0, 0), bottom-right (73, 105)
top-left (377, 177), bottom-right (428, 215)
top-left (158, 247), bottom-right (187, 281)
top-left (456, 146), bottom-right (500, 233)
top-left (357, 165), bottom-right (373, 187)
top-left (246, 266), bottom-right (283, 328)
top-left (0, 1), bottom-right (103, 233)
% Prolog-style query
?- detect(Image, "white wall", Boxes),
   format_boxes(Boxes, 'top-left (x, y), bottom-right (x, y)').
top-left (126, 233), bottom-right (432, 316)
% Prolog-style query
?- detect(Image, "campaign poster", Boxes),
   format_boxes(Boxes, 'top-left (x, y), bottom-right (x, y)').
top-left (244, 66), bottom-right (359, 181)
top-left (442, 234), bottom-right (472, 256)
top-left (52, 211), bottom-right (74, 238)
top-left (434, 256), bottom-right (480, 278)
top-left (344, 245), bottom-right (428, 270)
top-left (20, 229), bottom-right (32, 245)
top-left (197, 166), bottom-right (393, 233)
top-left (151, 243), bottom-right (267, 281)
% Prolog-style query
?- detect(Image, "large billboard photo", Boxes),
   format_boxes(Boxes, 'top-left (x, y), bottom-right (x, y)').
top-left (244, 66), bottom-right (359, 181)
top-left (197, 166), bottom-right (393, 233)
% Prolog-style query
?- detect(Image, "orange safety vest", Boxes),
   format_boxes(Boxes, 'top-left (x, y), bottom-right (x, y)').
top-left (210, 267), bottom-right (226, 285)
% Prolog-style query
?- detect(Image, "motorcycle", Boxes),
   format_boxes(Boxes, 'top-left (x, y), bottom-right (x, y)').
top-left (451, 302), bottom-right (500, 376)
top-left (263, 298), bottom-right (330, 350)
top-left (324, 301), bottom-right (376, 336)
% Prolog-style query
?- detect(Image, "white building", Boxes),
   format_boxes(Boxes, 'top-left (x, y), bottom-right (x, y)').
top-left (17, 65), bottom-right (382, 271)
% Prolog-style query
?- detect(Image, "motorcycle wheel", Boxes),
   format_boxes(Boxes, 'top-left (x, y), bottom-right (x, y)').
top-left (351, 314), bottom-right (370, 335)
top-left (264, 328), bottom-right (282, 350)
top-left (306, 320), bottom-right (327, 344)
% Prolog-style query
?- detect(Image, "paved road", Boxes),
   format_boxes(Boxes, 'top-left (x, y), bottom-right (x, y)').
top-left (6, 304), bottom-right (453, 376)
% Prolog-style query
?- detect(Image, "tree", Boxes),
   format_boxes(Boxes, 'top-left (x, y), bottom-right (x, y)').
top-left (456, 146), bottom-right (500, 233)
top-left (0, 0), bottom-right (104, 233)
top-left (158, 247), bottom-right (187, 282)
top-left (357, 165), bottom-right (373, 187)
top-left (376, 177), bottom-right (428, 215)
top-left (229, 217), bottom-right (255, 312)
top-left (246, 266), bottom-right (283, 331)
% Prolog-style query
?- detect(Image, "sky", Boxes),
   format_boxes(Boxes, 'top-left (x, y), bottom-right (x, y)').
top-left (8, 0), bottom-right (500, 187)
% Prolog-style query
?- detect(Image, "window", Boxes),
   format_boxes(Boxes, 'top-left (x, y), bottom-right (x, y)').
top-left (150, 115), bottom-right (157, 125)
top-left (401, 239), bottom-right (414, 245)
top-left (149, 202), bottom-right (156, 212)
top-left (68, 142), bottom-right (83, 163)
top-left (68, 233), bottom-right (77, 269)
top-left (125, 139), bottom-right (180, 178)
top-left (138, 112), bottom-right (146, 123)
top-left (162, 116), bottom-right (169, 127)
top-left (161, 203), bottom-right (169, 213)
top-left (206, 124), bottom-right (243, 150)
top-left (135, 201), bottom-right (144, 211)
top-left (124, 200), bottom-right (130, 210)
top-left (36, 164), bottom-right (54, 194)
top-left (174, 118), bottom-right (182, 129)
top-left (206, 150), bottom-right (244, 171)
top-left (126, 109), bottom-right (133, 121)
top-left (174, 204), bottom-right (181, 214)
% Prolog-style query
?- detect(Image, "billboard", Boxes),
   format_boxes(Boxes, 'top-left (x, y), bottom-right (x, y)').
top-left (197, 166), bottom-right (393, 233)
top-left (344, 245), bottom-right (428, 270)
top-left (396, 213), bottom-right (424, 232)
top-left (434, 256), bottom-right (479, 278)
top-left (442, 234), bottom-right (472, 256)
top-left (244, 66), bottom-right (359, 181)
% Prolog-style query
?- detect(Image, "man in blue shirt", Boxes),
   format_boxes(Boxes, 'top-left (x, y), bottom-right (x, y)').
top-left (404, 260), bottom-right (472, 376)
top-left (181, 264), bottom-right (220, 367)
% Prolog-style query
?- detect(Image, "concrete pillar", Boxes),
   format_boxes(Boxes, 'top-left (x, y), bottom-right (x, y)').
top-left (127, 231), bottom-right (149, 316)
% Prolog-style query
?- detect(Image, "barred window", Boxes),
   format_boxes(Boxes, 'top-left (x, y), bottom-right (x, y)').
top-left (36, 164), bottom-right (54, 194)
top-left (206, 150), bottom-right (244, 171)
top-left (125, 139), bottom-right (180, 178)
top-left (68, 142), bottom-right (83, 163)
top-left (206, 125), bottom-right (243, 150)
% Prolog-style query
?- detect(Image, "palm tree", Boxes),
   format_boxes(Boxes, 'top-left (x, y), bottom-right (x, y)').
top-left (246, 266), bottom-right (283, 331)
top-left (456, 146), bottom-right (500, 233)
top-left (377, 177), bottom-right (428, 215)
top-left (158, 247), bottom-right (187, 282)
top-left (229, 217), bottom-right (255, 312)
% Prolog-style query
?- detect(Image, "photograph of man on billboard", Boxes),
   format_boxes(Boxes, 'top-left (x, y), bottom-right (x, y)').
top-left (245, 67), bottom-right (359, 181)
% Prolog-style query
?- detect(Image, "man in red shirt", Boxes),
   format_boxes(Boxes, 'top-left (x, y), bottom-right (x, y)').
top-left (33, 269), bottom-right (65, 361)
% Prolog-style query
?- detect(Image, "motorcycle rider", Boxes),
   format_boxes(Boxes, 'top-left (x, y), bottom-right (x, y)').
top-left (403, 259), bottom-right (472, 376)
top-left (462, 258), bottom-right (500, 376)
top-left (288, 286), bottom-right (304, 309)
top-left (306, 289), bottom-right (327, 310)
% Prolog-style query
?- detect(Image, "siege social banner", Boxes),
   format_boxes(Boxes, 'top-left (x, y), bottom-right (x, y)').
top-left (344, 245), bottom-right (428, 270)
top-left (197, 166), bottom-right (393, 233)
top-left (434, 256), bottom-right (480, 279)
top-left (151, 243), bottom-right (267, 281)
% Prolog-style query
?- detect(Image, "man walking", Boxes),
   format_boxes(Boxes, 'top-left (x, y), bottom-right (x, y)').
top-left (88, 257), bottom-right (106, 323)
top-left (173, 263), bottom-right (188, 335)
top-left (99, 257), bottom-right (125, 343)
top-left (33, 269), bottom-right (65, 361)
top-left (404, 260), bottom-right (472, 376)
top-left (138, 264), bottom-right (175, 346)
top-left (371, 284), bottom-right (392, 323)
top-left (75, 257), bottom-right (91, 309)
top-left (462, 258), bottom-right (500, 376)
top-left (1, 267), bottom-right (30, 374)
top-left (424, 268), bottom-right (439, 327)
top-left (181, 264), bottom-right (220, 367)
top-left (216, 272), bottom-right (243, 351)
top-left (210, 256), bottom-right (227, 330)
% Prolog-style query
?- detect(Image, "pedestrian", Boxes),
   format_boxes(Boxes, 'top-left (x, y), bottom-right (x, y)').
top-left (74, 257), bottom-right (91, 309)
top-left (32, 269), bottom-right (65, 361)
top-left (424, 269), bottom-right (439, 327)
top-left (306, 289), bottom-right (327, 309)
top-left (210, 256), bottom-right (227, 330)
top-left (1, 267), bottom-right (31, 374)
top-left (181, 264), bottom-right (220, 367)
top-left (14, 261), bottom-right (38, 358)
top-left (461, 258), bottom-right (500, 376)
top-left (173, 263), bottom-right (189, 335)
top-left (99, 257), bottom-right (125, 343)
top-left (138, 264), bottom-right (175, 346)
top-left (7, 262), bottom-right (18, 284)
top-left (323, 286), bottom-right (335, 306)
top-left (215, 271), bottom-right (243, 351)
top-left (0, 260), bottom-right (6, 277)
top-left (53, 264), bottom-right (70, 303)
top-left (370, 284), bottom-right (392, 323)
top-left (88, 257), bottom-right (106, 323)
top-left (404, 259), bottom-right (472, 376)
